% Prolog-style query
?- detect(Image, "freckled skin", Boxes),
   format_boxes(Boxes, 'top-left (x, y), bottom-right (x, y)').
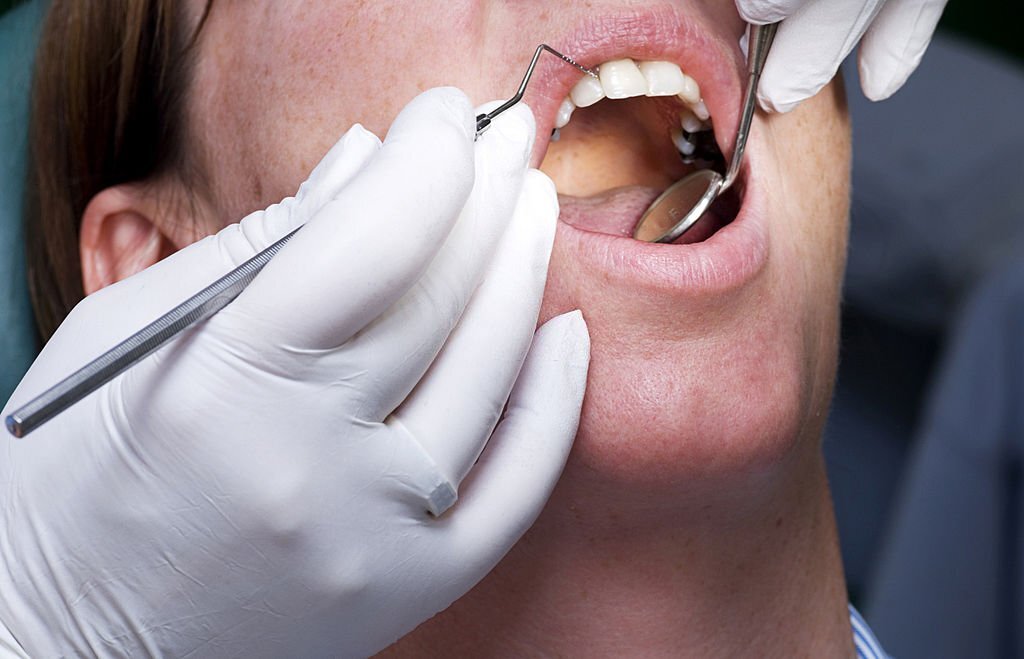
top-left (163, 1), bottom-right (856, 655)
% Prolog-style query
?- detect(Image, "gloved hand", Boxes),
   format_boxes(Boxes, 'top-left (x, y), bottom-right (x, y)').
top-left (736, 0), bottom-right (947, 112)
top-left (0, 88), bottom-right (589, 658)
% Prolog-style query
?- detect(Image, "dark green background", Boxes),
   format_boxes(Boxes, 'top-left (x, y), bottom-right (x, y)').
top-left (1, 0), bottom-right (1022, 63)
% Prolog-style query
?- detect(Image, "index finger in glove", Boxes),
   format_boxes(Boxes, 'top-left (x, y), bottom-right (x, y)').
top-left (755, 0), bottom-right (885, 112)
top-left (388, 168), bottom-right (557, 492)
top-left (228, 87), bottom-right (478, 351)
top-left (340, 103), bottom-right (537, 420)
top-left (857, 0), bottom-right (946, 101)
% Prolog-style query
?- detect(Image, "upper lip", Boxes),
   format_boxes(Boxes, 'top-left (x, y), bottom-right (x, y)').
top-left (518, 5), bottom-right (746, 169)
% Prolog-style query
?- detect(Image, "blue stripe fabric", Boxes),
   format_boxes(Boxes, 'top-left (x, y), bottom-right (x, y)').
top-left (850, 604), bottom-right (888, 659)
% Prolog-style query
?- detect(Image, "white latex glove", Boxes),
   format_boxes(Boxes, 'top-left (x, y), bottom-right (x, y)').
top-left (736, 0), bottom-right (947, 112)
top-left (0, 88), bottom-right (589, 658)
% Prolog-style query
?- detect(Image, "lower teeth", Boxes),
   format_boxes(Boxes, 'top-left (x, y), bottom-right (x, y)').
top-left (678, 129), bottom-right (722, 166)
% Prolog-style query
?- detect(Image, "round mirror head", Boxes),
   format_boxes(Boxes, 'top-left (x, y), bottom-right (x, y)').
top-left (632, 169), bottom-right (723, 243)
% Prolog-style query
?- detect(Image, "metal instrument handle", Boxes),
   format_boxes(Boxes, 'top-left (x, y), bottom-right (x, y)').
top-left (5, 227), bottom-right (300, 437)
top-left (723, 23), bottom-right (778, 191)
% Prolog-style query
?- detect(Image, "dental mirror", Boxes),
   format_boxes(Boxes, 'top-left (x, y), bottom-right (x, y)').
top-left (632, 22), bottom-right (778, 244)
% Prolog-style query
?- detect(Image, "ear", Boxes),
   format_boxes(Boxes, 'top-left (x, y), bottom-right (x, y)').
top-left (80, 185), bottom-right (178, 295)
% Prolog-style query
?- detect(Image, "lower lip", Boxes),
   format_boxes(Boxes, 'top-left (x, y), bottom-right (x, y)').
top-left (553, 168), bottom-right (768, 297)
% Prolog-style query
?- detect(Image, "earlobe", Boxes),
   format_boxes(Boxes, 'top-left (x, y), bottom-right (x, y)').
top-left (80, 185), bottom-right (177, 295)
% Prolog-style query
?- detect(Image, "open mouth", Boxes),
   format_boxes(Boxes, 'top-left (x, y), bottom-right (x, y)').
top-left (520, 10), bottom-right (768, 296)
top-left (541, 56), bottom-right (739, 246)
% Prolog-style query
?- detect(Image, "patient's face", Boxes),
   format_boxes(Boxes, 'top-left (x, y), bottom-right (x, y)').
top-left (186, 0), bottom-right (850, 488)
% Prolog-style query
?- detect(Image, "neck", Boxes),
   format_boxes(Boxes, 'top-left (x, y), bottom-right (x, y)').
top-left (381, 447), bottom-right (853, 658)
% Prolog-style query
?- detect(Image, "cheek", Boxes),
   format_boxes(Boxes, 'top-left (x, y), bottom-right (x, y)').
top-left (769, 79), bottom-right (851, 296)
top-left (191, 1), bottom-right (491, 221)
top-left (777, 81), bottom-right (850, 408)
top-left (540, 257), bottom-right (819, 488)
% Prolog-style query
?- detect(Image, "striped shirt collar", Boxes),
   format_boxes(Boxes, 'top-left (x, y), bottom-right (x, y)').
top-left (850, 604), bottom-right (888, 659)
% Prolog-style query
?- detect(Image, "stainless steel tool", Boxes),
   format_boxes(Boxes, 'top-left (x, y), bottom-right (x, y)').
top-left (632, 23), bottom-right (778, 243)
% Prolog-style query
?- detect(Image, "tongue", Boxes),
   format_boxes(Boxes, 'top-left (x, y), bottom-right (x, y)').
top-left (557, 185), bottom-right (727, 244)
top-left (557, 186), bottom-right (662, 238)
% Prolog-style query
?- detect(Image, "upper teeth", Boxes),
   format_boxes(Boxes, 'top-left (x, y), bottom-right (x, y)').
top-left (554, 57), bottom-right (713, 161)
top-left (638, 61), bottom-right (699, 103)
top-left (557, 58), bottom-right (710, 128)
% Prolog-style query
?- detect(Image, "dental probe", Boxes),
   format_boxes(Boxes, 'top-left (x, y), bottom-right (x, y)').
top-left (475, 44), bottom-right (598, 136)
top-left (5, 44), bottom-right (596, 438)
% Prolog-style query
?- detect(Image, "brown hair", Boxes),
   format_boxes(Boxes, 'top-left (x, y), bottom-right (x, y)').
top-left (25, 0), bottom-right (211, 341)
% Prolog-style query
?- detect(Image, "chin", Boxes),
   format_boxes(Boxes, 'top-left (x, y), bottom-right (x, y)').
top-left (539, 226), bottom-right (843, 495)
top-left (520, 6), bottom-right (849, 494)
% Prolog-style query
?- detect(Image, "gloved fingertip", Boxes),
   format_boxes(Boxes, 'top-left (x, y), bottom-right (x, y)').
top-left (483, 103), bottom-right (536, 164)
top-left (756, 88), bottom-right (799, 114)
top-left (396, 87), bottom-right (476, 143)
top-left (858, 45), bottom-right (925, 102)
top-left (562, 308), bottom-right (590, 351)
top-left (290, 122), bottom-right (382, 214)
top-left (516, 169), bottom-right (560, 265)
top-left (735, 7), bottom-right (784, 25)
top-left (313, 123), bottom-right (382, 174)
top-left (734, 0), bottom-right (802, 24)
top-left (538, 309), bottom-right (591, 379)
top-left (303, 123), bottom-right (381, 177)
top-left (860, 71), bottom-right (901, 102)
top-left (435, 87), bottom-right (477, 138)
top-left (757, 62), bottom-right (825, 113)
top-left (565, 309), bottom-right (591, 352)
top-left (341, 122), bottom-right (384, 147)
top-left (857, 0), bottom-right (945, 103)
top-left (522, 168), bottom-right (558, 209)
